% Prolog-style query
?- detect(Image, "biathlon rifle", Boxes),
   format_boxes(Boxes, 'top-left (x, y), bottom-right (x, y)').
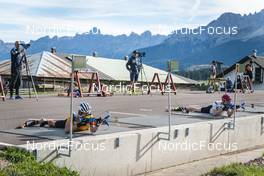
top-left (79, 112), bottom-right (111, 127)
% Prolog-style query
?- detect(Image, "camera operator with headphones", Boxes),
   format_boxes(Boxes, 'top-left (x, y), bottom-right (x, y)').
top-left (9, 41), bottom-right (24, 100)
top-left (126, 50), bottom-right (142, 92)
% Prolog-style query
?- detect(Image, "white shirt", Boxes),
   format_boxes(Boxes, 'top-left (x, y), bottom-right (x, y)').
top-left (210, 101), bottom-right (224, 114)
top-left (210, 101), bottom-right (236, 115)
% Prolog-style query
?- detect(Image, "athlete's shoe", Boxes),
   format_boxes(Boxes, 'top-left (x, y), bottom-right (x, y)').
top-left (15, 96), bottom-right (23, 100)
top-left (182, 107), bottom-right (189, 114)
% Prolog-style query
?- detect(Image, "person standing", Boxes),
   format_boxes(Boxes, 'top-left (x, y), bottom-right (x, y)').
top-left (9, 41), bottom-right (23, 100)
top-left (211, 60), bottom-right (217, 79)
top-left (226, 77), bottom-right (233, 92)
top-left (244, 60), bottom-right (253, 92)
top-left (126, 50), bottom-right (142, 91)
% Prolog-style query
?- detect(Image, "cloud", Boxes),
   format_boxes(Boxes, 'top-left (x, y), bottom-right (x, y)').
top-left (0, 0), bottom-right (263, 42)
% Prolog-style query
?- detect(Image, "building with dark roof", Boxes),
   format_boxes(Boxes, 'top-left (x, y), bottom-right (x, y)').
top-left (0, 51), bottom-right (198, 92)
top-left (221, 54), bottom-right (264, 90)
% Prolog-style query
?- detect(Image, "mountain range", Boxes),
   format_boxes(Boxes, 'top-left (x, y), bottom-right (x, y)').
top-left (0, 9), bottom-right (264, 71)
top-left (140, 9), bottom-right (264, 69)
top-left (0, 28), bottom-right (167, 61)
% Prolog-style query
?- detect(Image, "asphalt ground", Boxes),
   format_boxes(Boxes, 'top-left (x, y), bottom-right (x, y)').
top-left (0, 90), bottom-right (263, 145)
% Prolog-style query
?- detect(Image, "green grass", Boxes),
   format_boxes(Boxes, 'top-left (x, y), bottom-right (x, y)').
top-left (0, 147), bottom-right (34, 163)
top-left (0, 147), bottom-right (79, 176)
top-left (203, 163), bottom-right (264, 176)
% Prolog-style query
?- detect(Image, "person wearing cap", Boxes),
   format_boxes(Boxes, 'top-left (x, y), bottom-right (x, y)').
top-left (64, 102), bottom-right (100, 133)
top-left (9, 41), bottom-right (24, 100)
top-left (174, 94), bottom-right (237, 117)
top-left (126, 50), bottom-right (142, 91)
top-left (17, 102), bottom-right (104, 133)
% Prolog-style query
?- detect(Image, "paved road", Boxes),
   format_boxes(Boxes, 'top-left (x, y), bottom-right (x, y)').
top-left (0, 90), bottom-right (263, 144)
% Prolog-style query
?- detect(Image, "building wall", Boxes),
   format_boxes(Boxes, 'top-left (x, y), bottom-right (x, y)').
top-left (224, 63), bottom-right (264, 90)
top-left (23, 114), bottom-right (264, 176)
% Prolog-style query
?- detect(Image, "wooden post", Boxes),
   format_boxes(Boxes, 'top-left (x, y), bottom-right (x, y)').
top-left (74, 71), bottom-right (83, 97)
top-left (73, 71), bottom-right (102, 97)
top-left (164, 73), bottom-right (177, 95)
top-left (0, 75), bottom-right (6, 101)
top-left (88, 72), bottom-right (95, 94)
top-left (148, 73), bottom-right (163, 94)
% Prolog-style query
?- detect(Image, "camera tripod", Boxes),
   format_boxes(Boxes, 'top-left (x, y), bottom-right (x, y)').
top-left (140, 59), bottom-right (151, 95)
top-left (21, 48), bottom-right (39, 101)
top-left (0, 75), bottom-right (6, 101)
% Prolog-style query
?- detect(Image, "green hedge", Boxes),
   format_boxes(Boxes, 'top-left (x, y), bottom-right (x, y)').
top-left (203, 163), bottom-right (264, 176)
top-left (0, 147), bottom-right (79, 176)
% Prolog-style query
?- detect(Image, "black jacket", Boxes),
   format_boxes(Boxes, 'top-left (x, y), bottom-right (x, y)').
top-left (10, 48), bottom-right (23, 72)
top-left (126, 56), bottom-right (142, 73)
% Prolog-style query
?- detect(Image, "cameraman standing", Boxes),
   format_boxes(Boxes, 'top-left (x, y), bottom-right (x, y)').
top-left (9, 41), bottom-right (23, 100)
top-left (126, 50), bottom-right (142, 91)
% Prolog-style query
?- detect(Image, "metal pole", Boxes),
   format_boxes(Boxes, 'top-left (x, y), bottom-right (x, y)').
top-left (233, 64), bottom-right (239, 128)
top-left (25, 62), bottom-right (31, 98)
top-left (30, 74), bottom-right (38, 101)
top-left (43, 76), bottom-right (45, 93)
top-left (168, 61), bottom-right (171, 140)
top-left (53, 78), bottom-right (55, 92)
top-left (69, 55), bottom-right (74, 154)
top-left (141, 65), bottom-right (143, 95)
top-left (142, 66), bottom-right (152, 96)
top-left (24, 56), bottom-right (38, 101)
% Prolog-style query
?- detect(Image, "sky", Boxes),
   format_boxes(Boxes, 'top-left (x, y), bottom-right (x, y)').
top-left (0, 0), bottom-right (263, 42)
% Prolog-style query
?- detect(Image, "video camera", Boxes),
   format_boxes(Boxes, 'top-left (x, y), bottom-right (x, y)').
top-left (18, 42), bottom-right (31, 64)
top-left (133, 50), bottom-right (146, 57)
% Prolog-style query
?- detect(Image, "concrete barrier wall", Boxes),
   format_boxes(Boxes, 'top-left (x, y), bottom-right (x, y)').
top-left (23, 114), bottom-right (264, 176)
